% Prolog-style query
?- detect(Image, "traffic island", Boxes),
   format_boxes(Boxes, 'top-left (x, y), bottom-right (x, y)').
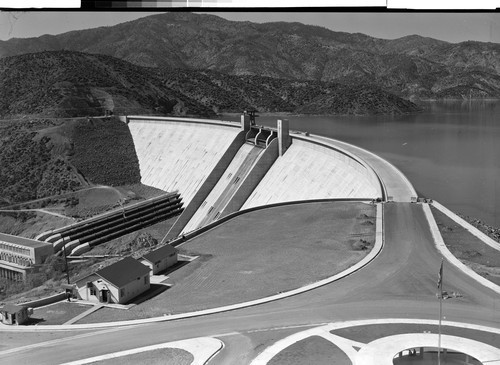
top-left (268, 335), bottom-right (352, 365)
top-left (252, 320), bottom-right (500, 365)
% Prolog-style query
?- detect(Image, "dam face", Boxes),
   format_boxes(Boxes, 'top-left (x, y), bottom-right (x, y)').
top-left (127, 116), bottom-right (382, 235)
top-left (128, 118), bottom-right (240, 206)
top-left (242, 138), bottom-right (380, 209)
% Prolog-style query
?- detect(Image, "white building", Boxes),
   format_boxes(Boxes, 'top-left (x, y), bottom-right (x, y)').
top-left (75, 257), bottom-right (150, 304)
top-left (0, 304), bottom-right (32, 325)
top-left (140, 244), bottom-right (178, 275)
top-left (0, 233), bottom-right (53, 281)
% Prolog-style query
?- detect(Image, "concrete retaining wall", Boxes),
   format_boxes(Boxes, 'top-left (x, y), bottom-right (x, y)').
top-left (18, 292), bottom-right (66, 308)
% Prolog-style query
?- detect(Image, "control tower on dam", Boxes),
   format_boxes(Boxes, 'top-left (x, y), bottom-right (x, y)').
top-left (125, 114), bottom-right (386, 238)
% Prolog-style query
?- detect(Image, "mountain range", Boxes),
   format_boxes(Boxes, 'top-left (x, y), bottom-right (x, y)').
top-left (1, 12), bottom-right (500, 101)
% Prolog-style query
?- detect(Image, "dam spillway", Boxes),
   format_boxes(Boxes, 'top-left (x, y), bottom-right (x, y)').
top-left (182, 142), bottom-right (266, 233)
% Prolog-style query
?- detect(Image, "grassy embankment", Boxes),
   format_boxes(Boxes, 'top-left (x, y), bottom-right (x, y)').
top-left (87, 348), bottom-right (193, 365)
top-left (268, 336), bottom-right (351, 365)
top-left (74, 202), bottom-right (375, 324)
top-left (431, 206), bottom-right (500, 286)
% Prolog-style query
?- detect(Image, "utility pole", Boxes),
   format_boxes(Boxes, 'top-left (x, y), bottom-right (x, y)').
top-left (62, 244), bottom-right (70, 284)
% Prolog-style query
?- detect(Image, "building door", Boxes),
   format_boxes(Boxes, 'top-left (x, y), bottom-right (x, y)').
top-left (11, 313), bottom-right (16, 324)
top-left (101, 290), bottom-right (108, 303)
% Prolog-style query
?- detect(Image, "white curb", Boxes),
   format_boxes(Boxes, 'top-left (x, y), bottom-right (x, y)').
top-left (432, 200), bottom-right (500, 251)
top-left (251, 318), bottom-right (500, 365)
top-left (60, 337), bottom-right (223, 365)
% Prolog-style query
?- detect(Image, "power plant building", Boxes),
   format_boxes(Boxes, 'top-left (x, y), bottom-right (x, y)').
top-left (0, 233), bottom-right (53, 281)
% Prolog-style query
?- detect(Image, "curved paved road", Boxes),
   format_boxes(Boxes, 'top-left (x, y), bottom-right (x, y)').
top-left (2, 203), bottom-right (498, 364)
top-left (1, 133), bottom-right (498, 364)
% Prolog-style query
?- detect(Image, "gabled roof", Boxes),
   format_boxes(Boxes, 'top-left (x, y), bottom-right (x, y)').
top-left (96, 257), bottom-right (150, 288)
top-left (141, 244), bottom-right (177, 264)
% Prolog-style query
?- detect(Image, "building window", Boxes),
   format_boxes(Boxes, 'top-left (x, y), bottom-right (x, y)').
top-left (144, 276), bottom-right (147, 284)
top-left (90, 287), bottom-right (96, 296)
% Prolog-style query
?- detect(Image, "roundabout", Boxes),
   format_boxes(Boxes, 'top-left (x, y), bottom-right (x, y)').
top-left (253, 319), bottom-right (500, 365)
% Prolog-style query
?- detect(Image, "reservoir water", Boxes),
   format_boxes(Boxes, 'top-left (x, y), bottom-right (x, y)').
top-left (226, 100), bottom-right (500, 227)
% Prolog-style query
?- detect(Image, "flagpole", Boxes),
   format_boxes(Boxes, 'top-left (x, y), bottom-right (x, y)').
top-left (438, 258), bottom-right (444, 365)
top-left (438, 286), bottom-right (442, 364)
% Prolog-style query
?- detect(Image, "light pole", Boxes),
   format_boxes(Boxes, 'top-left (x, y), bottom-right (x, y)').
top-left (62, 243), bottom-right (70, 285)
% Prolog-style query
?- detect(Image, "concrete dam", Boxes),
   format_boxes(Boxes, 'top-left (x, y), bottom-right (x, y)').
top-left (126, 115), bottom-right (384, 240)
top-left (128, 118), bottom-right (240, 206)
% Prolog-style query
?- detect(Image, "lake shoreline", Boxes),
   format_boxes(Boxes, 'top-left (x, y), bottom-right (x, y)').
top-left (218, 110), bottom-right (422, 119)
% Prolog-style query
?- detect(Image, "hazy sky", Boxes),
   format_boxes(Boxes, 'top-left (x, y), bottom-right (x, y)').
top-left (0, 11), bottom-right (499, 43)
